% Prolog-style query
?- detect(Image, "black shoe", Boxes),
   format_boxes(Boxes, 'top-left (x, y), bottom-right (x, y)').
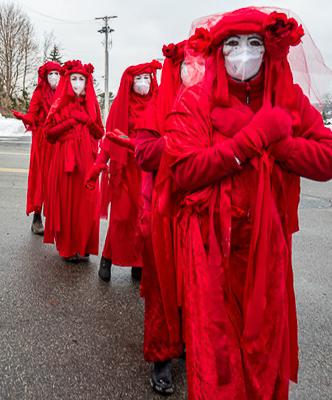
top-left (64, 254), bottom-right (81, 263)
top-left (131, 267), bottom-right (142, 281)
top-left (98, 256), bottom-right (112, 282)
top-left (150, 360), bottom-right (174, 396)
top-left (78, 254), bottom-right (90, 262)
top-left (31, 212), bottom-right (44, 235)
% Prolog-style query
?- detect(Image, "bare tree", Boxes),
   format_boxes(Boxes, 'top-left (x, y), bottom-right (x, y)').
top-left (0, 3), bottom-right (38, 110)
top-left (42, 31), bottom-right (56, 63)
top-left (22, 20), bottom-right (39, 95)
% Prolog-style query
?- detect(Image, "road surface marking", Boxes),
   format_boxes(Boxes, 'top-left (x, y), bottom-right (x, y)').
top-left (0, 167), bottom-right (28, 174)
top-left (0, 152), bottom-right (29, 156)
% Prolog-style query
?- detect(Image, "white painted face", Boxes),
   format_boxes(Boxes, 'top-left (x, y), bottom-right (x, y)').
top-left (70, 73), bottom-right (86, 96)
top-left (223, 33), bottom-right (265, 81)
top-left (132, 73), bottom-right (151, 96)
top-left (47, 70), bottom-right (60, 90)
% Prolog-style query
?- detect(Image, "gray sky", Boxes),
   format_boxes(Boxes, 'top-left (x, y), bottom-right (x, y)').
top-left (6, 0), bottom-right (332, 94)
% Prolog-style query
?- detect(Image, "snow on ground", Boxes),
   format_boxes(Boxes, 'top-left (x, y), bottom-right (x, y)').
top-left (0, 114), bottom-right (29, 137)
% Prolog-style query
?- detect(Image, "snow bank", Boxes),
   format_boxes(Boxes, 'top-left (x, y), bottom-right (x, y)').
top-left (0, 114), bottom-right (29, 137)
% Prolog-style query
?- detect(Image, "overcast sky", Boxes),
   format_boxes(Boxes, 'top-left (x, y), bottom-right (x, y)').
top-left (5, 0), bottom-right (332, 94)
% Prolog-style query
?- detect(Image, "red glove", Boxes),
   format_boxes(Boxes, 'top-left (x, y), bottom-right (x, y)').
top-left (85, 163), bottom-right (107, 190)
top-left (12, 110), bottom-right (24, 120)
top-left (12, 110), bottom-right (33, 130)
top-left (231, 106), bottom-right (293, 162)
top-left (45, 118), bottom-right (76, 144)
top-left (105, 129), bottom-right (135, 152)
top-left (72, 110), bottom-right (90, 124)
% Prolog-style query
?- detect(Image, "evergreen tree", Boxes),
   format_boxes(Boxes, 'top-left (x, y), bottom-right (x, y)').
top-left (48, 45), bottom-right (63, 64)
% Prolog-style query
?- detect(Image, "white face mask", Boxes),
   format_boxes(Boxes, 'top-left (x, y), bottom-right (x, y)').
top-left (223, 34), bottom-right (265, 81)
top-left (180, 61), bottom-right (190, 87)
top-left (132, 73), bottom-right (151, 96)
top-left (180, 57), bottom-right (205, 87)
top-left (47, 70), bottom-right (60, 90)
top-left (70, 73), bottom-right (86, 96)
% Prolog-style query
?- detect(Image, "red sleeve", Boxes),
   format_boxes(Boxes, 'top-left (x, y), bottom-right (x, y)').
top-left (45, 118), bottom-right (76, 143)
top-left (171, 140), bottom-right (242, 191)
top-left (135, 129), bottom-right (165, 172)
top-left (88, 102), bottom-right (105, 139)
top-left (95, 136), bottom-right (112, 165)
top-left (26, 89), bottom-right (42, 124)
top-left (87, 120), bottom-right (104, 139)
top-left (274, 86), bottom-right (332, 182)
top-left (13, 89), bottom-right (42, 129)
top-left (165, 85), bottom-right (242, 192)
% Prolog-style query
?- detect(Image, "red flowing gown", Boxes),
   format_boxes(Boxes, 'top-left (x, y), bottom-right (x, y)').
top-left (14, 86), bottom-right (56, 215)
top-left (135, 128), bottom-right (184, 362)
top-left (163, 77), bottom-right (332, 399)
top-left (44, 97), bottom-right (104, 258)
top-left (99, 95), bottom-right (157, 267)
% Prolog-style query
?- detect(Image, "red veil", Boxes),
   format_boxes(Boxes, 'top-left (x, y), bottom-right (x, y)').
top-left (37, 61), bottom-right (62, 116)
top-left (47, 60), bottom-right (101, 126)
top-left (100, 60), bottom-right (161, 217)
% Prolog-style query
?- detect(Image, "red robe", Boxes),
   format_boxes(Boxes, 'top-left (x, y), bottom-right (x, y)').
top-left (99, 61), bottom-right (161, 267)
top-left (163, 74), bottom-right (332, 399)
top-left (136, 129), bottom-right (185, 362)
top-left (136, 45), bottom-right (187, 361)
top-left (44, 96), bottom-right (104, 257)
top-left (13, 81), bottom-right (57, 215)
top-left (99, 118), bottom-right (144, 266)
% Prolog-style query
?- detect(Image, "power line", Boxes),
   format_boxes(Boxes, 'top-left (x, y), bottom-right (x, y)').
top-left (17, 0), bottom-right (95, 24)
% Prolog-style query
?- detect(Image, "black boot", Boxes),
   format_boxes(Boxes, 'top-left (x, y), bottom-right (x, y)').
top-left (64, 254), bottom-right (81, 263)
top-left (150, 360), bottom-right (174, 396)
top-left (31, 212), bottom-right (44, 235)
top-left (131, 267), bottom-right (142, 281)
top-left (98, 256), bottom-right (112, 282)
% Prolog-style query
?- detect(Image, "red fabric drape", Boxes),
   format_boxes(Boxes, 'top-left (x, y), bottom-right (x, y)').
top-left (43, 60), bottom-right (104, 258)
top-left (13, 61), bottom-right (61, 214)
top-left (134, 44), bottom-right (187, 361)
top-left (153, 7), bottom-right (332, 399)
top-left (98, 60), bottom-right (161, 267)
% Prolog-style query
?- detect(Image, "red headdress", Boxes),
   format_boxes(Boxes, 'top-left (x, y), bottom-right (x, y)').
top-left (136, 41), bottom-right (187, 135)
top-left (37, 61), bottom-right (61, 111)
top-left (155, 41), bottom-right (187, 133)
top-left (47, 60), bottom-right (99, 124)
top-left (99, 60), bottom-right (162, 217)
top-left (105, 59), bottom-right (162, 134)
top-left (186, 7), bottom-right (332, 110)
top-left (37, 61), bottom-right (61, 84)
top-left (186, 7), bottom-right (307, 117)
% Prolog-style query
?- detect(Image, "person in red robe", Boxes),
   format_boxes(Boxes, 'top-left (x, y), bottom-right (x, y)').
top-left (133, 41), bottom-right (187, 395)
top-left (13, 61), bottom-right (61, 234)
top-left (106, 39), bottom-right (203, 395)
top-left (153, 7), bottom-right (332, 399)
top-left (44, 60), bottom-right (104, 263)
top-left (85, 60), bottom-right (161, 280)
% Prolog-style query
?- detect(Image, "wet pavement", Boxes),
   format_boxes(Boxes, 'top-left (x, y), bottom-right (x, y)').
top-left (0, 137), bottom-right (331, 399)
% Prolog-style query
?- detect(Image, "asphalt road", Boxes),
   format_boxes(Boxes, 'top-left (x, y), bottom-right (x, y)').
top-left (0, 137), bottom-right (331, 400)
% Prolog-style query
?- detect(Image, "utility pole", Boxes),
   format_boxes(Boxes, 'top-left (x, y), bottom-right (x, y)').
top-left (95, 15), bottom-right (117, 123)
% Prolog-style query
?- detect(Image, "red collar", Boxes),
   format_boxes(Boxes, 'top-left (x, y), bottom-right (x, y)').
top-left (227, 70), bottom-right (264, 108)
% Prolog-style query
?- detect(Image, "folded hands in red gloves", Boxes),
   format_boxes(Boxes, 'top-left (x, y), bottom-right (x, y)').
top-left (230, 106), bottom-right (293, 162)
